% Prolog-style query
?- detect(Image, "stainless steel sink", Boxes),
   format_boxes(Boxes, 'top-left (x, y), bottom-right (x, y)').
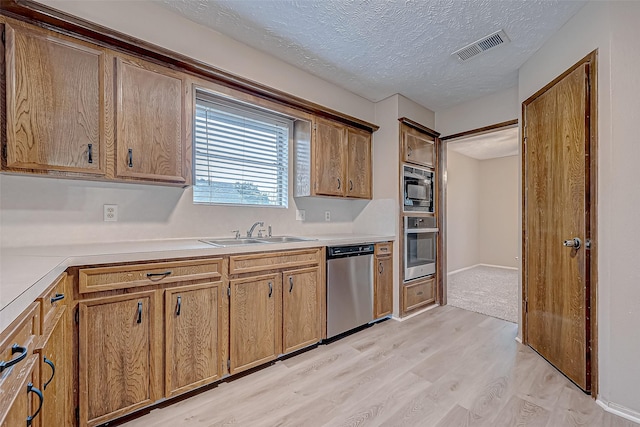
top-left (200, 238), bottom-right (266, 247)
top-left (256, 236), bottom-right (316, 243)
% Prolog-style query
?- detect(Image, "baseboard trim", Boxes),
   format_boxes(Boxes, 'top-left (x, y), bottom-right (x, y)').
top-left (392, 304), bottom-right (439, 322)
top-left (596, 398), bottom-right (640, 424)
top-left (447, 264), bottom-right (482, 275)
top-left (448, 264), bottom-right (518, 275)
top-left (515, 336), bottom-right (522, 344)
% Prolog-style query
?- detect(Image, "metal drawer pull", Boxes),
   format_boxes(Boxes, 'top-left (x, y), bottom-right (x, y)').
top-left (146, 271), bottom-right (172, 280)
top-left (50, 293), bottom-right (65, 303)
top-left (268, 282), bottom-right (273, 298)
top-left (0, 344), bottom-right (28, 372)
top-left (128, 148), bottom-right (133, 168)
top-left (379, 262), bottom-right (384, 274)
top-left (417, 291), bottom-right (424, 296)
top-left (176, 296), bottom-right (182, 316)
top-left (43, 357), bottom-right (55, 391)
top-left (337, 178), bottom-right (341, 190)
top-left (289, 276), bottom-right (294, 293)
top-left (26, 383), bottom-right (43, 427)
top-left (137, 302), bottom-right (143, 324)
top-left (88, 144), bottom-right (93, 164)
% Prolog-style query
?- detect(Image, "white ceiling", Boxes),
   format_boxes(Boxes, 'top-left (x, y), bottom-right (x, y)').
top-left (157, 0), bottom-right (587, 111)
top-left (447, 126), bottom-right (519, 160)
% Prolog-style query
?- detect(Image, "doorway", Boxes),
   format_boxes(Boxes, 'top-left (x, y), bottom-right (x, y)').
top-left (522, 51), bottom-right (597, 393)
top-left (443, 123), bottom-right (519, 323)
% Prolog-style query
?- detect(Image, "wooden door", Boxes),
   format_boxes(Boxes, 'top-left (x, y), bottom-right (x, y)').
top-left (4, 23), bottom-right (106, 175)
top-left (165, 283), bottom-right (225, 397)
top-left (402, 125), bottom-right (435, 168)
top-left (229, 274), bottom-right (281, 374)
top-left (34, 308), bottom-right (66, 427)
top-left (79, 291), bottom-right (158, 427)
top-left (0, 355), bottom-right (40, 427)
top-left (523, 60), bottom-right (593, 391)
top-left (282, 267), bottom-right (321, 354)
top-left (374, 255), bottom-right (393, 318)
top-left (346, 128), bottom-right (372, 199)
top-left (314, 117), bottom-right (346, 196)
top-left (115, 57), bottom-right (186, 184)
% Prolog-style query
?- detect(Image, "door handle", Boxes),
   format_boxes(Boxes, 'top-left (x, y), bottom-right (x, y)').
top-left (268, 282), bottom-right (273, 298)
top-left (128, 148), bottom-right (133, 168)
top-left (563, 237), bottom-right (581, 249)
top-left (43, 357), bottom-right (55, 390)
top-left (289, 276), bottom-right (294, 293)
top-left (337, 178), bottom-right (341, 190)
top-left (26, 383), bottom-right (43, 427)
top-left (88, 144), bottom-right (93, 164)
top-left (137, 301), bottom-right (143, 324)
top-left (379, 262), bottom-right (384, 274)
top-left (176, 296), bottom-right (182, 316)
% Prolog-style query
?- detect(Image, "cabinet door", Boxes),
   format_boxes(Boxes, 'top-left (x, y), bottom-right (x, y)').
top-left (165, 282), bottom-right (225, 397)
top-left (346, 128), bottom-right (372, 199)
top-left (314, 118), bottom-right (346, 196)
top-left (0, 355), bottom-right (40, 427)
top-left (402, 126), bottom-right (435, 168)
top-left (34, 307), bottom-right (67, 427)
top-left (4, 23), bottom-right (107, 175)
top-left (79, 291), bottom-right (158, 427)
top-left (282, 267), bottom-right (321, 354)
top-left (229, 274), bottom-right (281, 374)
top-left (374, 255), bottom-right (393, 318)
top-left (115, 57), bottom-right (186, 184)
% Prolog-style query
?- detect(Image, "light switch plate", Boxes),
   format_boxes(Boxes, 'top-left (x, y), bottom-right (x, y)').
top-left (325, 211), bottom-right (331, 222)
top-left (104, 204), bottom-right (118, 222)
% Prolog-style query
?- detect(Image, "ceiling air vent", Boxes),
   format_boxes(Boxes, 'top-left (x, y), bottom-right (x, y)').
top-left (452, 29), bottom-right (510, 61)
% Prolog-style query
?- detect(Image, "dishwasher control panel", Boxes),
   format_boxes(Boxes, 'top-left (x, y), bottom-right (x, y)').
top-left (327, 244), bottom-right (375, 258)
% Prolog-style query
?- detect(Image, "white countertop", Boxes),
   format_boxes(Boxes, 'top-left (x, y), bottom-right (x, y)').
top-left (0, 234), bottom-right (394, 331)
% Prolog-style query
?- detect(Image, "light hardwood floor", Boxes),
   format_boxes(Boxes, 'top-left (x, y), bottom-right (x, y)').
top-left (120, 306), bottom-right (637, 427)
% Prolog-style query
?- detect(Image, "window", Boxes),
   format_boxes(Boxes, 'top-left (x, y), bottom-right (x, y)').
top-left (194, 94), bottom-right (290, 207)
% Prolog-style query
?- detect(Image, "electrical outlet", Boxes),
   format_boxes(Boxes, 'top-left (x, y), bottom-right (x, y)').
top-left (325, 211), bottom-right (331, 222)
top-left (104, 204), bottom-right (118, 222)
top-left (296, 209), bottom-right (306, 221)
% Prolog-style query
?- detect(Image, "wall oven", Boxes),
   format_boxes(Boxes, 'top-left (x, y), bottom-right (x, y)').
top-left (403, 164), bottom-right (434, 213)
top-left (404, 216), bottom-right (438, 282)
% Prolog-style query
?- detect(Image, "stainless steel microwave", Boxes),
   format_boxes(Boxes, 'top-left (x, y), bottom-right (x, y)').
top-left (403, 164), bottom-right (434, 213)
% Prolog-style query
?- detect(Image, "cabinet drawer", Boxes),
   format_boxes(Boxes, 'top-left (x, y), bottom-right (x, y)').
top-left (79, 258), bottom-right (223, 293)
top-left (403, 277), bottom-right (436, 313)
top-left (375, 242), bottom-right (392, 256)
top-left (0, 302), bottom-right (40, 370)
top-left (37, 272), bottom-right (67, 325)
top-left (229, 249), bottom-right (321, 275)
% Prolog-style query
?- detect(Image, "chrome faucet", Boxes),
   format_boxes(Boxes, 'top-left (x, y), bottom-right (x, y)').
top-left (247, 221), bottom-right (264, 238)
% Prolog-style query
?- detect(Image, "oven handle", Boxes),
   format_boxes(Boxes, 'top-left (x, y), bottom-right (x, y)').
top-left (404, 227), bottom-right (439, 234)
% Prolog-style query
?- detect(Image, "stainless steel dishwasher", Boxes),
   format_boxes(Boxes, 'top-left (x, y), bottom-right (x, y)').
top-left (326, 244), bottom-right (374, 339)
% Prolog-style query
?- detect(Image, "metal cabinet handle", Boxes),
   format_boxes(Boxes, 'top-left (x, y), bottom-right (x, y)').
top-left (146, 271), bottom-right (172, 280)
top-left (407, 146), bottom-right (412, 157)
top-left (137, 302), bottom-right (143, 324)
top-left (349, 180), bottom-right (353, 191)
top-left (289, 276), bottom-right (294, 293)
top-left (0, 344), bottom-right (28, 372)
top-left (176, 296), bottom-right (182, 316)
top-left (43, 357), bottom-right (55, 391)
top-left (88, 144), bottom-right (93, 164)
top-left (50, 293), bottom-right (65, 303)
top-left (128, 148), bottom-right (133, 168)
top-left (379, 262), bottom-right (384, 274)
top-left (26, 383), bottom-right (43, 427)
top-left (268, 282), bottom-right (273, 298)
top-left (337, 178), bottom-right (341, 190)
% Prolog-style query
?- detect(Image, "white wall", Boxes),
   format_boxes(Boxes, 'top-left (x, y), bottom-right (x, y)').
top-left (436, 86), bottom-right (518, 137)
top-left (445, 150), bottom-right (480, 272)
top-left (0, 1), bottom-right (379, 248)
top-left (520, 0), bottom-right (640, 418)
top-left (478, 156), bottom-right (519, 268)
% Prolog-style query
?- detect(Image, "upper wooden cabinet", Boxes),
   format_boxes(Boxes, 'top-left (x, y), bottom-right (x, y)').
top-left (3, 23), bottom-right (108, 176)
top-left (401, 122), bottom-right (436, 168)
top-left (295, 117), bottom-right (373, 199)
top-left (114, 57), bottom-right (187, 184)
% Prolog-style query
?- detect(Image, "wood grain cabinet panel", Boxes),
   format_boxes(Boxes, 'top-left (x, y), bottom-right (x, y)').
top-left (78, 291), bottom-right (158, 427)
top-left (374, 244), bottom-right (393, 319)
top-left (115, 57), bottom-right (186, 184)
top-left (402, 125), bottom-right (435, 168)
top-left (0, 355), bottom-right (39, 427)
top-left (3, 23), bottom-right (107, 175)
top-left (402, 277), bottom-right (436, 315)
top-left (229, 274), bottom-right (281, 375)
top-left (165, 283), bottom-right (225, 397)
top-left (346, 128), bottom-right (372, 199)
top-left (282, 267), bottom-right (321, 354)
top-left (313, 117), bottom-right (347, 196)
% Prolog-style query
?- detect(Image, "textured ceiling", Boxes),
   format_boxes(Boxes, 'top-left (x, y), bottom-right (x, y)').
top-left (448, 127), bottom-right (519, 160)
top-left (157, 0), bottom-right (587, 111)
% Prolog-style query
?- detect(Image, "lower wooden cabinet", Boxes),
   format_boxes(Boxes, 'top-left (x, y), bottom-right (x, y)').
top-left (374, 243), bottom-right (393, 319)
top-left (78, 291), bottom-right (159, 427)
top-left (401, 276), bottom-right (436, 315)
top-left (282, 267), bottom-right (322, 353)
top-left (165, 282), bottom-right (227, 397)
top-left (229, 273), bottom-right (282, 374)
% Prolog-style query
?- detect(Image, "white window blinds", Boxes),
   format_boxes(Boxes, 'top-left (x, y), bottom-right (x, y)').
top-left (194, 95), bottom-right (290, 207)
